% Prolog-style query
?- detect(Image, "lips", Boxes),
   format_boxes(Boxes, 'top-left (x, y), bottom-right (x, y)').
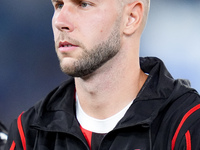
top-left (58, 41), bottom-right (78, 53)
top-left (59, 41), bottom-right (77, 48)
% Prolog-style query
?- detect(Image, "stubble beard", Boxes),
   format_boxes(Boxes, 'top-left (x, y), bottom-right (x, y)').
top-left (58, 20), bottom-right (121, 78)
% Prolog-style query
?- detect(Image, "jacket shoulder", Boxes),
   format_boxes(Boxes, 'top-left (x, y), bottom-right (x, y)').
top-left (5, 78), bottom-right (75, 149)
top-left (172, 91), bottom-right (200, 149)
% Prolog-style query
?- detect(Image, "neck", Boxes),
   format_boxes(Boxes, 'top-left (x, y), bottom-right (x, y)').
top-left (75, 44), bottom-right (147, 119)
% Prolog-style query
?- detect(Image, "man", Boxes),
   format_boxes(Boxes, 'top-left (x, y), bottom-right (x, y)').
top-left (5, 0), bottom-right (200, 149)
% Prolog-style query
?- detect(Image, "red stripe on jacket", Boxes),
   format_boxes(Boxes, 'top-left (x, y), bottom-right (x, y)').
top-left (171, 104), bottom-right (200, 150)
top-left (17, 112), bottom-right (26, 150)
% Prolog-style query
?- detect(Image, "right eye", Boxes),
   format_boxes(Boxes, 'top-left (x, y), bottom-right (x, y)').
top-left (54, 2), bottom-right (64, 9)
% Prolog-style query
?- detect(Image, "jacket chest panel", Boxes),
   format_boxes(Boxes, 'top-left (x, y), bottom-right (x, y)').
top-left (32, 126), bottom-right (150, 150)
top-left (33, 131), bottom-right (89, 150)
top-left (100, 126), bottom-right (150, 150)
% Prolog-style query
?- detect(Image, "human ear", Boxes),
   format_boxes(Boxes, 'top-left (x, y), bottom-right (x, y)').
top-left (123, 1), bottom-right (144, 35)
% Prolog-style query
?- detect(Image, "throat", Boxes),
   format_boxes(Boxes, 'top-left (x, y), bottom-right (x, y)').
top-left (74, 68), bottom-right (148, 120)
top-left (75, 93), bottom-right (134, 133)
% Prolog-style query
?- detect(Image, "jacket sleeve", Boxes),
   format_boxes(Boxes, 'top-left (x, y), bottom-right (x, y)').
top-left (4, 119), bottom-right (23, 150)
top-left (174, 119), bottom-right (200, 150)
top-left (4, 112), bottom-right (26, 150)
top-left (172, 104), bottom-right (200, 150)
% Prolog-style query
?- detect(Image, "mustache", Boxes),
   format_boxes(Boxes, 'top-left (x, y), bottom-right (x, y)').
top-left (54, 33), bottom-right (86, 49)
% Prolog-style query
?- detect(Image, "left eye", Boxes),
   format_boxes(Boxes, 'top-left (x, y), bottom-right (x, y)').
top-left (80, 2), bottom-right (90, 8)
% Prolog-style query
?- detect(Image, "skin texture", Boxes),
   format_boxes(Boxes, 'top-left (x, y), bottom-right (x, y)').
top-left (52, 0), bottom-right (149, 119)
top-left (52, 0), bottom-right (123, 77)
top-left (56, 16), bottom-right (121, 77)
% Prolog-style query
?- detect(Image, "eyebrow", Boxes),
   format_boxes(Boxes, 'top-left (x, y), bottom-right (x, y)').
top-left (51, 0), bottom-right (61, 3)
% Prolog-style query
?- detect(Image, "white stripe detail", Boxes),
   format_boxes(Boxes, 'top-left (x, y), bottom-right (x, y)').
top-left (76, 94), bottom-right (133, 134)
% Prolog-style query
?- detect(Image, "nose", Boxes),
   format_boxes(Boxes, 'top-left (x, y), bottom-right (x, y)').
top-left (53, 5), bottom-right (74, 32)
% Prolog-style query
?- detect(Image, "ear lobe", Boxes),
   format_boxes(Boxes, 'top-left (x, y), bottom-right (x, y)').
top-left (123, 1), bottom-right (144, 35)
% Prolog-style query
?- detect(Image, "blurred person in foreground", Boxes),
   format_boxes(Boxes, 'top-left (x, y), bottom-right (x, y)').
top-left (0, 121), bottom-right (8, 150)
top-left (5, 0), bottom-right (200, 149)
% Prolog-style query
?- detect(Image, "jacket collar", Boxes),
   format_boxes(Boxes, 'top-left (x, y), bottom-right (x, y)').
top-left (117, 57), bottom-right (193, 128)
top-left (31, 57), bottom-right (193, 133)
top-left (31, 78), bottom-right (79, 133)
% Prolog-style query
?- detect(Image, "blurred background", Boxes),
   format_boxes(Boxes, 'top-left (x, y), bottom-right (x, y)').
top-left (0, 0), bottom-right (200, 129)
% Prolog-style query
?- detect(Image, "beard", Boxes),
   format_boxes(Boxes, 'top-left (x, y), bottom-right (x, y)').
top-left (58, 20), bottom-right (121, 78)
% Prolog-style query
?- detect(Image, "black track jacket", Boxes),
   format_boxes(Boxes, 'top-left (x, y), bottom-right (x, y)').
top-left (5, 57), bottom-right (200, 150)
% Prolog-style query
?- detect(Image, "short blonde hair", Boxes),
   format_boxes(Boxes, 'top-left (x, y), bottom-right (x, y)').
top-left (142, 0), bottom-right (150, 30)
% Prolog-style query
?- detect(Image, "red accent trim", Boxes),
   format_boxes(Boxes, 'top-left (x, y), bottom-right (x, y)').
top-left (171, 104), bottom-right (200, 150)
top-left (10, 141), bottom-right (16, 150)
top-left (185, 130), bottom-right (191, 150)
top-left (80, 125), bottom-right (92, 150)
top-left (17, 112), bottom-right (26, 150)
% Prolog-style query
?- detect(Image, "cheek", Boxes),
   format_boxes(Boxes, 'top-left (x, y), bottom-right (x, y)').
top-left (85, 17), bottom-right (113, 36)
top-left (52, 16), bottom-right (59, 40)
top-left (52, 27), bottom-right (59, 42)
top-left (52, 16), bottom-right (56, 31)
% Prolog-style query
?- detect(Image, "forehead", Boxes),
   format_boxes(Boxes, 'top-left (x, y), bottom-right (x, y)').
top-left (51, 0), bottom-right (122, 10)
top-left (51, 0), bottom-right (102, 2)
